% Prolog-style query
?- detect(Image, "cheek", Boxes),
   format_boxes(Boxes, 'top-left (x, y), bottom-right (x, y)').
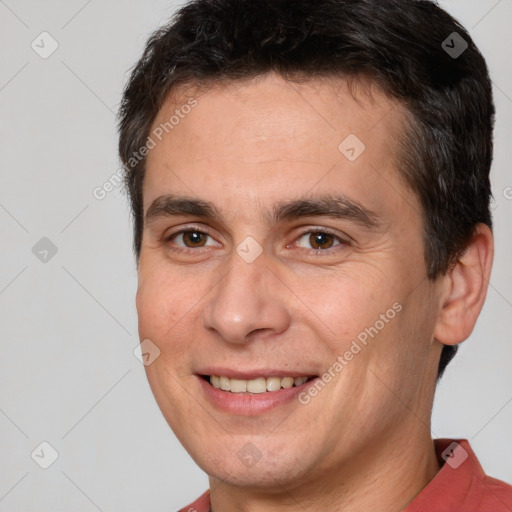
top-left (135, 271), bottom-right (186, 343)
top-left (299, 270), bottom-right (397, 349)
top-left (359, 293), bottom-right (438, 400)
top-left (136, 283), bottom-right (165, 338)
top-left (135, 267), bottom-right (208, 375)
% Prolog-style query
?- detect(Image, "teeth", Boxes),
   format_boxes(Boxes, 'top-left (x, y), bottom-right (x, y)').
top-left (266, 377), bottom-right (282, 391)
top-left (230, 378), bottom-right (247, 393)
top-left (281, 377), bottom-right (294, 389)
top-left (247, 377), bottom-right (267, 393)
top-left (219, 376), bottom-right (230, 391)
top-left (209, 375), bottom-right (313, 393)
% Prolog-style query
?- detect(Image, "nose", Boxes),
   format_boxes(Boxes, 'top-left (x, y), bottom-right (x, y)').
top-left (202, 248), bottom-right (291, 344)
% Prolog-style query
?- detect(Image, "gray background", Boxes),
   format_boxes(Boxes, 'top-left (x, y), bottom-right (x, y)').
top-left (0, 1), bottom-right (511, 510)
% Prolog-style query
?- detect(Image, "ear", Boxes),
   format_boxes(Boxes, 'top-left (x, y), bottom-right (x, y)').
top-left (434, 223), bottom-right (494, 346)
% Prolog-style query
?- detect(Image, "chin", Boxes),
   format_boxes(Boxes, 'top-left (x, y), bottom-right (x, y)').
top-left (188, 438), bottom-right (318, 490)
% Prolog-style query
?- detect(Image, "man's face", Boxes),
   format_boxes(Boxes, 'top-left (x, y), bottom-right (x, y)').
top-left (137, 74), bottom-right (443, 489)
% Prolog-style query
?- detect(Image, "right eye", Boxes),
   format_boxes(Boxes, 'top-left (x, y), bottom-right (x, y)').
top-left (165, 228), bottom-right (220, 252)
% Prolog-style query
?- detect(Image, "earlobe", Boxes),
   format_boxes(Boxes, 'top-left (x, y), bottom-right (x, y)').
top-left (433, 223), bottom-right (494, 346)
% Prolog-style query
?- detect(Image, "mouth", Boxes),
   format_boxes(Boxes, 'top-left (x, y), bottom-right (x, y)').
top-left (196, 369), bottom-right (321, 415)
top-left (200, 374), bottom-right (317, 394)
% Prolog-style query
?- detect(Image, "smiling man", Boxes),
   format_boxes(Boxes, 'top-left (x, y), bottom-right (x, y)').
top-left (118, 1), bottom-right (512, 511)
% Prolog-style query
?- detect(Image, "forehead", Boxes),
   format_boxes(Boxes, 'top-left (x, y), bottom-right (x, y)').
top-left (143, 73), bottom-right (416, 222)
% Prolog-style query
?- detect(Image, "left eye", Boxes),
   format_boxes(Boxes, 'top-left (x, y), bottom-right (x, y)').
top-left (295, 231), bottom-right (344, 251)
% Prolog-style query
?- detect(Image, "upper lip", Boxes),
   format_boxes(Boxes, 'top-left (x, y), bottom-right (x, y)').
top-left (196, 368), bottom-right (318, 380)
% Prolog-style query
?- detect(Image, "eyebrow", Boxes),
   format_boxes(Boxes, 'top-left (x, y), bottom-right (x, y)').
top-left (144, 194), bottom-right (381, 229)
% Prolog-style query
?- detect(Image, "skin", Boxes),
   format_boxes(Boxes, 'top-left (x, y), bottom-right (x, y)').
top-left (136, 72), bottom-right (493, 511)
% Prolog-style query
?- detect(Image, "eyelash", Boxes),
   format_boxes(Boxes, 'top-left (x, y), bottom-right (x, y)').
top-left (164, 226), bottom-right (350, 255)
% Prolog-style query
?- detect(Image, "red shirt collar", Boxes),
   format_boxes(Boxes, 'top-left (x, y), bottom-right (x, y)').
top-left (406, 438), bottom-right (512, 511)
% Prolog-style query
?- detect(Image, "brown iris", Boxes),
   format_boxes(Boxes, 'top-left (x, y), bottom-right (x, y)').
top-left (182, 231), bottom-right (208, 247)
top-left (308, 232), bottom-right (335, 250)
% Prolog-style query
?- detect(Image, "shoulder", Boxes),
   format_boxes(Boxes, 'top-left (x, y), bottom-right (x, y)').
top-left (471, 474), bottom-right (512, 511)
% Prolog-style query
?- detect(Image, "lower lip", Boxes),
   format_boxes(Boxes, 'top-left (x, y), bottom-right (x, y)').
top-left (198, 376), bottom-right (318, 415)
